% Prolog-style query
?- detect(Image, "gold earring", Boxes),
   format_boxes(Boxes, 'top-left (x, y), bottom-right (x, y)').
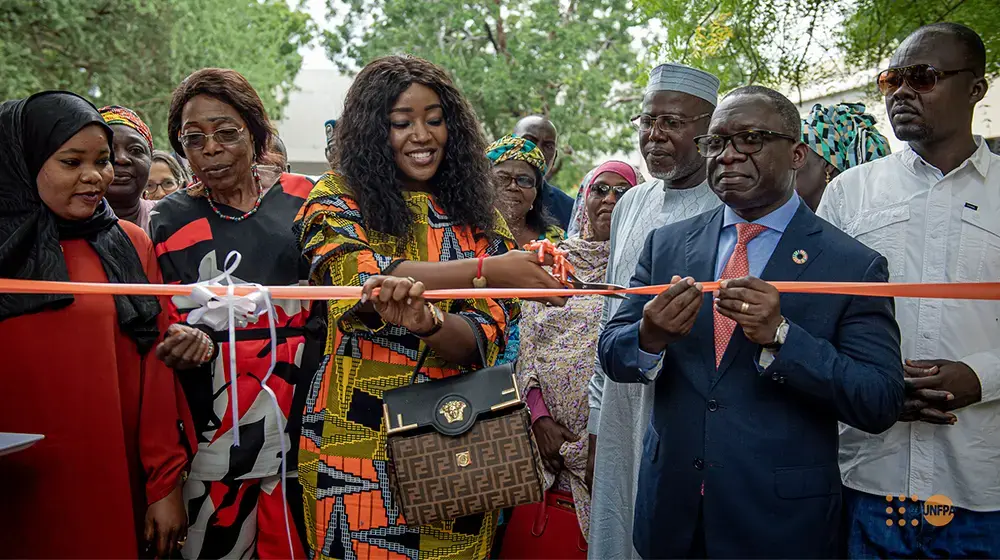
top-left (825, 167), bottom-right (832, 184)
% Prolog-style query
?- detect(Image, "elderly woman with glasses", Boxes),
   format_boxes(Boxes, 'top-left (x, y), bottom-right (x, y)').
top-left (150, 68), bottom-right (321, 559)
top-left (146, 150), bottom-right (189, 201)
top-left (487, 135), bottom-right (564, 248)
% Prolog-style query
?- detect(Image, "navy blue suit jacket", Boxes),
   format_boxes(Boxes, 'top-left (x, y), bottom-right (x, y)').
top-left (598, 202), bottom-right (905, 559)
top-left (541, 181), bottom-right (574, 230)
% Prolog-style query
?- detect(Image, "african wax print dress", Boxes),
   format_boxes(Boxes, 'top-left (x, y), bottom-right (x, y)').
top-left (295, 173), bottom-right (520, 560)
top-left (151, 172), bottom-right (318, 559)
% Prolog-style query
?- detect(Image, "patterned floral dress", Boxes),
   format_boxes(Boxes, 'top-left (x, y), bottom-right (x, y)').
top-left (295, 173), bottom-right (519, 560)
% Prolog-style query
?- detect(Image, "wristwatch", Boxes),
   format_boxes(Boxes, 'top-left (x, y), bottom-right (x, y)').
top-left (764, 317), bottom-right (789, 350)
top-left (413, 302), bottom-right (445, 338)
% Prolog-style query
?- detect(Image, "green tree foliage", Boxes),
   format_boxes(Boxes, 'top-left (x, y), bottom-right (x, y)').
top-left (0, 0), bottom-right (314, 147)
top-left (324, 0), bottom-right (649, 190)
top-left (639, 0), bottom-right (997, 97)
top-left (841, 0), bottom-right (999, 77)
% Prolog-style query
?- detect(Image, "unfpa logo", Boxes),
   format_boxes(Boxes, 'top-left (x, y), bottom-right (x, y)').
top-left (885, 494), bottom-right (955, 527)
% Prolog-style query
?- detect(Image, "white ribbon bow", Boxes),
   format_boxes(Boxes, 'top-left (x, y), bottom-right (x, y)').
top-left (185, 250), bottom-right (295, 559)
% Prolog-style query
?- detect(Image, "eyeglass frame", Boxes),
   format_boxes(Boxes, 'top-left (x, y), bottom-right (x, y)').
top-left (630, 112), bottom-right (712, 133)
top-left (876, 64), bottom-right (978, 95)
top-left (693, 129), bottom-right (799, 158)
top-left (178, 126), bottom-right (246, 149)
top-left (145, 178), bottom-right (180, 193)
top-left (493, 170), bottom-right (537, 190)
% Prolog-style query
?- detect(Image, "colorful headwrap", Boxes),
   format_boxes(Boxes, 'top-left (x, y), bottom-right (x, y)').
top-left (801, 103), bottom-right (889, 172)
top-left (485, 134), bottom-right (547, 177)
top-left (99, 105), bottom-right (153, 152)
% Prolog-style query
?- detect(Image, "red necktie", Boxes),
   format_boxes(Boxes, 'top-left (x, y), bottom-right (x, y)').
top-left (713, 223), bottom-right (768, 367)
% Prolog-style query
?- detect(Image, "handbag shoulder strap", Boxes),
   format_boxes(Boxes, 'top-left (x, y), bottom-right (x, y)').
top-left (409, 313), bottom-right (490, 385)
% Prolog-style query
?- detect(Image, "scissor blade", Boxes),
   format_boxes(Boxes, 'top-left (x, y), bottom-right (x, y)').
top-left (575, 281), bottom-right (629, 299)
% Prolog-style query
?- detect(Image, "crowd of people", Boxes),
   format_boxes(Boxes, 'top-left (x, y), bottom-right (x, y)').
top-left (0, 19), bottom-right (996, 560)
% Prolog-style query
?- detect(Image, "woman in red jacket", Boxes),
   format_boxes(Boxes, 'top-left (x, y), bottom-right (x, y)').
top-left (0, 91), bottom-right (188, 558)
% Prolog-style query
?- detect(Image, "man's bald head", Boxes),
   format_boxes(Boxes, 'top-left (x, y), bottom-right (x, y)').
top-left (513, 115), bottom-right (558, 172)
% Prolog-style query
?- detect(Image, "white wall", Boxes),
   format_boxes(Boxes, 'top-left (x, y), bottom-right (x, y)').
top-left (274, 68), bottom-right (354, 172)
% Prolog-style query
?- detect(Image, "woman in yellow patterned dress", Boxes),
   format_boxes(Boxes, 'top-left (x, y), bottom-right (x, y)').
top-left (294, 55), bottom-right (568, 560)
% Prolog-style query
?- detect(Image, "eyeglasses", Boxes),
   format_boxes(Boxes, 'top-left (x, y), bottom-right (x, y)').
top-left (494, 171), bottom-right (536, 190)
top-left (590, 183), bottom-right (631, 198)
top-left (630, 112), bottom-right (712, 133)
top-left (694, 130), bottom-right (798, 158)
top-left (178, 127), bottom-right (245, 150)
top-left (877, 64), bottom-right (978, 95)
top-left (146, 178), bottom-right (179, 193)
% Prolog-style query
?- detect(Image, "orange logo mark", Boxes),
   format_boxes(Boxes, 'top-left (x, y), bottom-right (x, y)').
top-left (884, 494), bottom-right (955, 527)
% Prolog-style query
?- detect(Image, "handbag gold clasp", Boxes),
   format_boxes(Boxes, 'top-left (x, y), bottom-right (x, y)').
top-left (456, 451), bottom-right (472, 467)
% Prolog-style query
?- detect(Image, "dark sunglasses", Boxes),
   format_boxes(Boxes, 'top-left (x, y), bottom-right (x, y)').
top-left (590, 183), bottom-right (631, 198)
top-left (694, 130), bottom-right (797, 158)
top-left (877, 64), bottom-right (978, 95)
top-left (494, 171), bottom-right (536, 190)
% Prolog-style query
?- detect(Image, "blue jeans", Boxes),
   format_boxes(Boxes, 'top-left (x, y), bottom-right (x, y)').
top-left (843, 486), bottom-right (1000, 558)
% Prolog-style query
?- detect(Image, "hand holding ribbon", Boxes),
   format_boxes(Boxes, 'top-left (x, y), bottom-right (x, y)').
top-left (173, 250), bottom-right (297, 559)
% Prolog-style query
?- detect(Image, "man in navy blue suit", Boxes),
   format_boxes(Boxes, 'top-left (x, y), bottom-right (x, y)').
top-left (597, 85), bottom-right (906, 559)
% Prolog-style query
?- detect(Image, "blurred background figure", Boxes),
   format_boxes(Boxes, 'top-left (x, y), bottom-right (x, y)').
top-left (797, 102), bottom-right (890, 211)
top-left (513, 115), bottom-right (575, 229)
top-left (100, 105), bottom-right (157, 234)
top-left (146, 150), bottom-right (189, 202)
top-left (270, 134), bottom-right (292, 172)
top-left (324, 118), bottom-right (336, 169)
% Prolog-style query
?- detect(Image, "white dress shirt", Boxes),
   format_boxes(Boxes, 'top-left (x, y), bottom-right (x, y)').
top-left (818, 138), bottom-right (1000, 512)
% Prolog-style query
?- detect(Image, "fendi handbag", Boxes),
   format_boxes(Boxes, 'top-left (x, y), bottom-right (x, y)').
top-left (382, 317), bottom-right (545, 526)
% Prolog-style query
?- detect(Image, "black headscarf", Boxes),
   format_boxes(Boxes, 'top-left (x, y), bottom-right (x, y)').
top-left (0, 91), bottom-right (161, 354)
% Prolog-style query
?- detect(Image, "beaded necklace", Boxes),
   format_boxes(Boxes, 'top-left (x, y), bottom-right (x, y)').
top-left (202, 164), bottom-right (264, 223)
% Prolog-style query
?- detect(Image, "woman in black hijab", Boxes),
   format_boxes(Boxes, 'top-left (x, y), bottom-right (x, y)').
top-left (0, 91), bottom-right (189, 558)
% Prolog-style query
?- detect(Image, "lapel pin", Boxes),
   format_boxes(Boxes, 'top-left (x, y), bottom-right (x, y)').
top-left (792, 249), bottom-right (808, 265)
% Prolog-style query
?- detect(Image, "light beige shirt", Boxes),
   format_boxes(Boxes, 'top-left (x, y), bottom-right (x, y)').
top-left (818, 138), bottom-right (1000, 511)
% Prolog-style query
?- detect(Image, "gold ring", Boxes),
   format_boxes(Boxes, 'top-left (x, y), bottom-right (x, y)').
top-left (406, 276), bottom-right (416, 284)
top-left (741, 301), bottom-right (749, 313)
top-left (177, 536), bottom-right (188, 546)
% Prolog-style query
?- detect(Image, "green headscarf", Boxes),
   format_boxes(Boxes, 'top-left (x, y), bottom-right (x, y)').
top-left (485, 134), bottom-right (547, 176)
top-left (801, 103), bottom-right (890, 172)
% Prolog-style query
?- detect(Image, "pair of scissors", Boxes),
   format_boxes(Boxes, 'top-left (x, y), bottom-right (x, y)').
top-left (564, 270), bottom-right (629, 299)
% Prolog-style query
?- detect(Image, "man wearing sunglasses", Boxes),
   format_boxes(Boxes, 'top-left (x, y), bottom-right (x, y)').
top-left (599, 85), bottom-right (904, 558)
top-left (587, 62), bottom-right (723, 560)
top-left (819, 23), bottom-right (1000, 558)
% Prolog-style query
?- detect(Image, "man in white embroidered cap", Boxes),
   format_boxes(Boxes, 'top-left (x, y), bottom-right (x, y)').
top-left (587, 62), bottom-right (724, 559)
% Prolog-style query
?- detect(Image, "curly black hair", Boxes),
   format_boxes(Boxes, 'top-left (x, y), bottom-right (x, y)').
top-left (332, 55), bottom-right (495, 239)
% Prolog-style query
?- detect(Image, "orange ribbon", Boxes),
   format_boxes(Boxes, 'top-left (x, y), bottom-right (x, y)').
top-left (0, 278), bottom-right (997, 300)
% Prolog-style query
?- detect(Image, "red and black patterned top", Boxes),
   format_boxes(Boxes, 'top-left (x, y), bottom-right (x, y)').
top-left (150, 172), bottom-right (320, 481)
